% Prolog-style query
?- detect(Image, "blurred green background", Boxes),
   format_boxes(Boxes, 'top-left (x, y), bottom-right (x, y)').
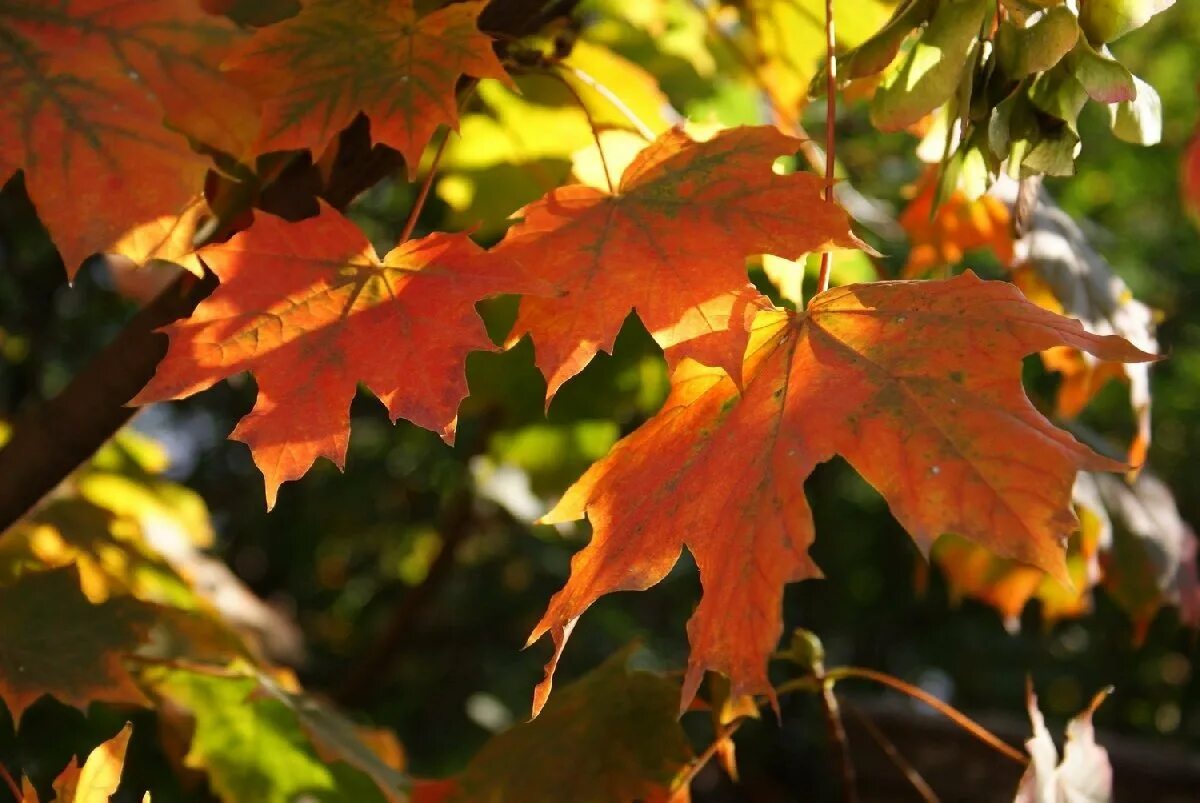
top-left (0, 0), bottom-right (1198, 800)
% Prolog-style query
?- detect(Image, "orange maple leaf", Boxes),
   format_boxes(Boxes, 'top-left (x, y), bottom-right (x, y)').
top-left (226, 0), bottom-right (510, 174)
top-left (495, 126), bottom-right (861, 400)
top-left (528, 272), bottom-right (1155, 715)
top-left (134, 203), bottom-right (536, 507)
top-left (0, 0), bottom-right (256, 278)
top-left (899, 171), bottom-right (1014, 277)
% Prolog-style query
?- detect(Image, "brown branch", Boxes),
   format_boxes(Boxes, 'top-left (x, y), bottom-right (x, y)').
top-left (0, 270), bottom-right (216, 533)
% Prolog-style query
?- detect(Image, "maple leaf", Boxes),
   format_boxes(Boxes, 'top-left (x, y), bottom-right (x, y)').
top-left (134, 203), bottom-right (535, 507)
top-left (443, 645), bottom-right (692, 803)
top-left (45, 723), bottom-right (134, 803)
top-left (0, 0), bottom-right (255, 278)
top-left (528, 272), bottom-right (1155, 715)
top-left (0, 498), bottom-right (194, 608)
top-left (226, 0), bottom-right (510, 174)
top-left (0, 566), bottom-right (155, 721)
top-left (933, 514), bottom-right (1101, 632)
top-left (496, 125), bottom-right (860, 400)
top-left (899, 170), bottom-right (1014, 277)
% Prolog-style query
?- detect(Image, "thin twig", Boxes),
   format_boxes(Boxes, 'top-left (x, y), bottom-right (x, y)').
top-left (399, 129), bottom-right (454, 244)
top-left (672, 720), bottom-right (744, 795)
top-left (814, 0), bottom-right (838, 297)
top-left (815, 667), bottom-right (1027, 764)
top-left (543, 69), bottom-right (616, 193)
top-left (0, 762), bottom-right (20, 801)
top-left (819, 676), bottom-right (858, 803)
top-left (561, 64), bottom-right (656, 142)
top-left (844, 699), bottom-right (940, 803)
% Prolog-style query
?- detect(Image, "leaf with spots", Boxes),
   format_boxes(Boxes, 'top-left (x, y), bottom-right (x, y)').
top-left (0, 0), bottom-right (256, 278)
top-left (225, 0), bottom-right (510, 174)
top-left (495, 125), bottom-right (860, 401)
top-left (528, 272), bottom-right (1155, 715)
top-left (133, 202), bottom-right (537, 507)
top-left (0, 566), bottom-right (155, 722)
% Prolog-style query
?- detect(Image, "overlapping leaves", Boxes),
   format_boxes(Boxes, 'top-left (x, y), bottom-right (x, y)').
top-left (0, 0), bottom-right (255, 277)
top-left (496, 125), bottom-right (859, 399)
top-left (227, 0), bottom-right (510, 173)
top-left (529, 273), bottom-right (1154, 712)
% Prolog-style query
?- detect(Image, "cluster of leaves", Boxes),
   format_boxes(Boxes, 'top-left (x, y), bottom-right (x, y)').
top-left (0, 0), bottom-right (1194, 800)
top-left (826, 0), bottom-right (1172, 200)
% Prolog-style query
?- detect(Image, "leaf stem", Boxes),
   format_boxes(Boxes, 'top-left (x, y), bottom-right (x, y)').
top-left (844, 699), bottom-right (940, 803)
top-left (399, 84), bottom-right (479, 244)
top-left (820, 676), bottom-right (859, 803)
top-left (814, 0), bottom-right (838, 297)
top-left (399, 128), bottom-right (454, 244)
top-left (804, 666), bottom-right (1027, 764)
top-left (545, 69), bottom-right (617, 194)
top-left (672, 719), bottom-right (744, 794)
top-left (0, 762), bottom-right (20, 800)
top-left (561, 64), bottom-right (656, 142)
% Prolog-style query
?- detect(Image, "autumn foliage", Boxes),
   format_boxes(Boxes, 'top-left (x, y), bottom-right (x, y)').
top-left (0, 0), bottom-right (1195, 801)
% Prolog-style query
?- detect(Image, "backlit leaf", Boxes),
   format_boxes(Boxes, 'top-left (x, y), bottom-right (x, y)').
top-left (741, 0), bottom-right (895, 121)
top-left (899, 169), bottom-right (1014, 277)
top-left (226, 0), bottom-right (510, 174)
top-left (529, 272), bottom-right (1154, 713)
top-left (496, 125), bottom-right (859, 400)
top-left (871, 0), bottom-right (989, 131)
top-left (254, 673), bottom-right (409, 802)
top-left (134, 203), bottom-right (536, 507)
top-left (148, 666), bottom-right (385, 803)
top-left (50, 723), bottom-right (133, 803)
top-left (0, 566), bottom-right (154, 721)
top-left (0, 0), bottom-right (252, 277)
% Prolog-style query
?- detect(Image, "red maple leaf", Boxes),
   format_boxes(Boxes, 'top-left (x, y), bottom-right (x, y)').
top-left (495, 125), bottom-right (861, 400)
top-left (225, 0), bottom-right (510, 174)
top-left (527, 273), bottom-right (1156, 715)
top-left (134, 203), bottom-right (538, 506)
